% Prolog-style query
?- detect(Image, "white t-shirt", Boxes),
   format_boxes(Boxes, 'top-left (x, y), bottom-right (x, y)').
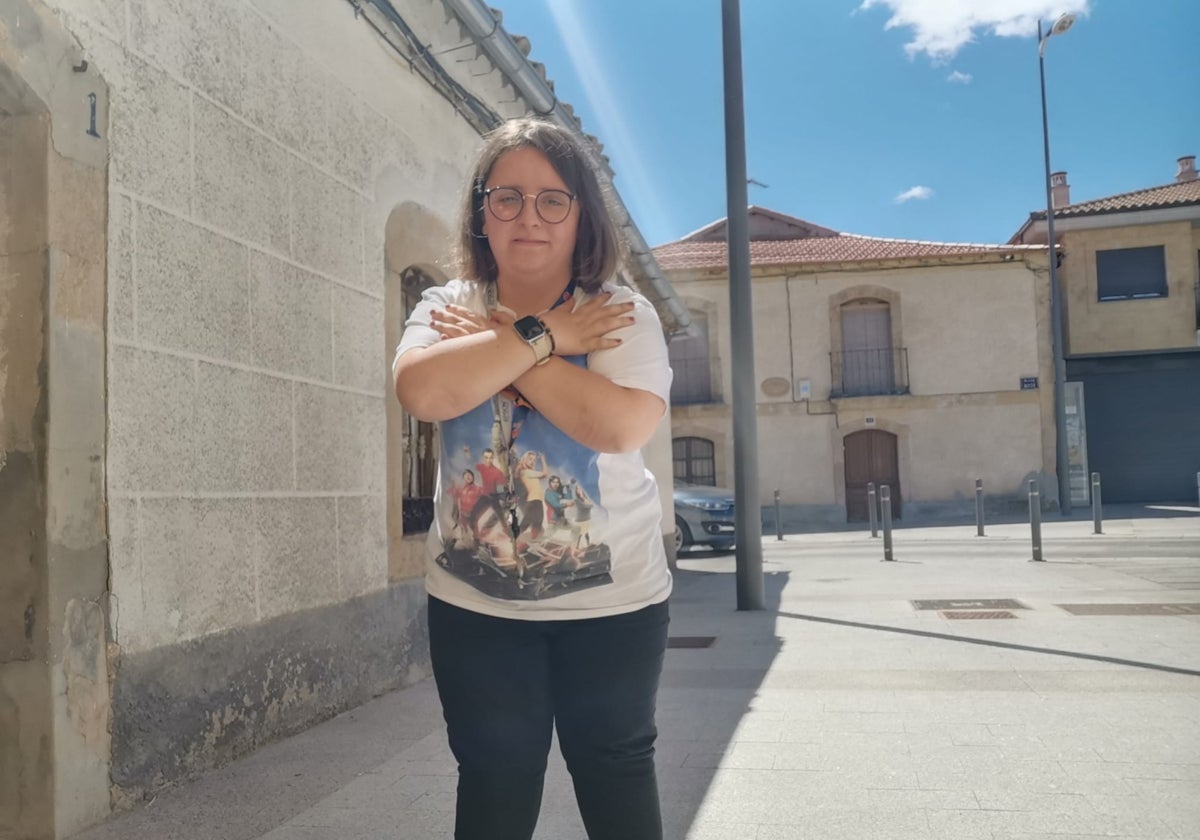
top-left (393, 278), bottom-right (673, 620)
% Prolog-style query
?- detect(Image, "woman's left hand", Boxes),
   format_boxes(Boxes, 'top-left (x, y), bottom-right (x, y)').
top-left (430, 304), bottom-right (512, 339)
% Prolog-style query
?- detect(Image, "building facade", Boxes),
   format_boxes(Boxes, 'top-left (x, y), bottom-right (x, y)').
top-left (1011, 157), bottom-right (1200, 503)
top-left (656, 208), bottom-right (1057, 527)
top-left (0, 3), bottom-right (683, 837)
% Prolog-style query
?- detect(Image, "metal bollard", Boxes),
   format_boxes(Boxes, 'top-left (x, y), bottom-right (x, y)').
top-left (975, 479), bottom-right (985, 537)
top-left (867, 482), bottom-right (878, 538)
top-left (1091, 472), bottom-right (1102, 535)
top-left (880, 485), bottom-right (894, 561)
top-left (774, 489), bottom-right (783, 541)
top-left (1029, 479), bottom-right (1043, 562)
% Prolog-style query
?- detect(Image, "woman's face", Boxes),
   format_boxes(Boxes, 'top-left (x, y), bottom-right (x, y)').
top-left (481, 146), bottom-right (579, 288)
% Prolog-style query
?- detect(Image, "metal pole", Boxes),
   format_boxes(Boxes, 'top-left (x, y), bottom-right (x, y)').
top-left (722, 0), bottom-right (763, 610)
top-left (1029, 479), bottom-right (1043, 562)
top-left (1092, 472), bottom-right (1102, 534)
top-left (774, 489), bottom-right (783, 541)
top-left (1039, 20), bottom-right (1072, 516)
top-left (867, 482), bottom-right (878, 538)
top-left (975, 479), bottom-right (985, 537)
top-left (880, 485), bottom-right (894, 562)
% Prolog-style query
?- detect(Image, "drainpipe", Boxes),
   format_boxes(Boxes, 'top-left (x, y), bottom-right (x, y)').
top-left (442, 0), bottom-right (693, 335)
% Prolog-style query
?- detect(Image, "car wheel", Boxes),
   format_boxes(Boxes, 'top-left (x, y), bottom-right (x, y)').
top-left (673, 516), bottom-right (692, 553)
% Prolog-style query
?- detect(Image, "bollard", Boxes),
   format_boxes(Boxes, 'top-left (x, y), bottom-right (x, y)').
top-left (1091, 472), bottom-right (1102, 535)
top-left (880, 485), bottom-right (894, 561)
top-left (867, 482), bottom-right (878, 538)
top-left (774, 489), bottom-right (783, 541)
top-left (1029, 479), bottom-right (1043, 562)
top-left (975, 479), bottom-right (985, 537)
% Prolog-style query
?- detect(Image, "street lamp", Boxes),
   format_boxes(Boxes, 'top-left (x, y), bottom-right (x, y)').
top-left (1038, 12), bottom-right (1075, 516)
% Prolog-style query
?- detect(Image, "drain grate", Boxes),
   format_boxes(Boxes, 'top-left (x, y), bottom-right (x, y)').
top-left (941, 610), bottom-right (1018, 620)
top-left (913, 599), bottom-right (1028, 611)
top-left (1056, 603), bottom-right (1200, 616)
top-left (667, 636), bottom-right (717, 649)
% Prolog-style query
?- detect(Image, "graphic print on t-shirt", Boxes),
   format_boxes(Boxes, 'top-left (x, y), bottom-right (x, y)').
top-left (433, 356), bottom-right (613, 600)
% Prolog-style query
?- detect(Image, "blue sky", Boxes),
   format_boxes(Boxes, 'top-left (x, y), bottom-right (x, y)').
top-left (490, 0), bottom-right (1198, 247)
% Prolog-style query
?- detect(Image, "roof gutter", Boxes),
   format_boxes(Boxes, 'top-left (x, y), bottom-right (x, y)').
top-left (442, 0), bottom-right (693, 336)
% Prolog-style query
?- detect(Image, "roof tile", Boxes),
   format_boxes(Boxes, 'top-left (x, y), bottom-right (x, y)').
top-left (1036, 178), bottom-right (1200, 219)
top-left (653, 229), bottom-right (1039, 272)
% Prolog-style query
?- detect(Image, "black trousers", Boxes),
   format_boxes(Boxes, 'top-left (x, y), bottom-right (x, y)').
top-left (427, 596), bottom-right (670, 840)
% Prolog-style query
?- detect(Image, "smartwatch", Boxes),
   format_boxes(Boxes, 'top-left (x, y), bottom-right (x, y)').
top-left (513, 315), bottom-right (554, 366)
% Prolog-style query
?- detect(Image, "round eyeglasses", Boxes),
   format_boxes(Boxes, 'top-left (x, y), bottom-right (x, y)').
top-left (483, 187), bottom-right (576, 224)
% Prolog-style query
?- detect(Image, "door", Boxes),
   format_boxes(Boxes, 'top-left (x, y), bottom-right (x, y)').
top-left (844, 430), bottom-right (901, 521)
top-left (840, 301), bottom-right (894, 395)
top-left (1067, 351), bottom-right (1200, 502)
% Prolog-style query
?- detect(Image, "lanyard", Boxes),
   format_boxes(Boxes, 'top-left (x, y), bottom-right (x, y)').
top-left (485, 278), bottom-right (577, 535)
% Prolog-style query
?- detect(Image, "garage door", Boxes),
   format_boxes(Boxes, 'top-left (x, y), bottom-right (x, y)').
top-left (1068, 351), bottom-right (1200, 503)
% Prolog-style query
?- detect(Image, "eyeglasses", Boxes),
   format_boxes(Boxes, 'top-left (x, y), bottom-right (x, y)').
top-left (483, 187), bottom-right (576, 224)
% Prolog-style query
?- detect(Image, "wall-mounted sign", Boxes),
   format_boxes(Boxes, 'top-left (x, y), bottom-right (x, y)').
top-left (1020, 377), bottom-right (1039, 390)
top-left (761, 377), bottom-right (790, 397)
top-left (864, 416), bottom-right (876, 426)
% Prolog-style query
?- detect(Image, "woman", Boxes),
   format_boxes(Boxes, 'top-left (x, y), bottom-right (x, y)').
top-left (393, 117), bottom-right (672, 840)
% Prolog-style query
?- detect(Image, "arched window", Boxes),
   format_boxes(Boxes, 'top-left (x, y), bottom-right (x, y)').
top-left (673, 436), bottom-right (716, 486)
top-left (668, 317), bottom-right (713, 405)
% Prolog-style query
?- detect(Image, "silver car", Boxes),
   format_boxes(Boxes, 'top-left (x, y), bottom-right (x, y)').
top-left (673, 482), bottom-right (736, 552)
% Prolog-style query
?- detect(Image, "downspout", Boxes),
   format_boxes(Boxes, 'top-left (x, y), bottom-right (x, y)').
top-left (442, 0), bottom-right (693, 336)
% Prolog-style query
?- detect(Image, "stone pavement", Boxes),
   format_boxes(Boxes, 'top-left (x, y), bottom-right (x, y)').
top-left (73, 507), bottom-right (1200, 840)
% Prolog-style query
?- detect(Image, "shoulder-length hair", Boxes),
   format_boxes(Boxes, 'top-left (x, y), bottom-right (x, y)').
top-left (455, 118), bottom-right (622, 294)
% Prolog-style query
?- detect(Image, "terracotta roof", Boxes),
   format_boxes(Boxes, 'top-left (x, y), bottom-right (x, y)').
top-left (1033, 178), bottom-right (1200, 220)
top-left (653, 207), bottom-right (1040, 271)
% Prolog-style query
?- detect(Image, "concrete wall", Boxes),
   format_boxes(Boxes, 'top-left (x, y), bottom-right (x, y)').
top-left (57, 0), bottom-right (481, 806)
top-left (1061, 220), bottom-right (1200, 355)
top-left (668, 257), bottom-right (1056, 518)
top-left (0, 3), bottom-right (113, 836)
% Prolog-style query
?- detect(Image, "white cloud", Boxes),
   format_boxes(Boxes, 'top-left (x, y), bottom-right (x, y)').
top-left (858, 0), bottom-right (1090, 62)
top-left (947, 70), bottom-right (973, 84)
top-left (895, 185), bottom-right (934, 204)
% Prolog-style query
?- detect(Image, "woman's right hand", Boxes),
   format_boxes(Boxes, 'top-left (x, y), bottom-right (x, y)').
top-left (429, 304), bottom-right (514, 340)
top-left (540, 292), bottom-right (635, 357)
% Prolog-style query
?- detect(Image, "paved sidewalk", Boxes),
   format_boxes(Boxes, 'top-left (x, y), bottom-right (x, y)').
top-left (74, 509), bottom-right (1200, 840)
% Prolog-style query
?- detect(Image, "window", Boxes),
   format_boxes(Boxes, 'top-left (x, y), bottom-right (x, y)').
top-left (834, 299), bottom-right (905, 396)
top-left (1096, 245), bottom-right (1167, 301)
top-left (668, 318), bottom-right (713, 405)
top-left (401, 267), bottom-right (438, 502)
top-left (673, 437), bottom-right (715, 486)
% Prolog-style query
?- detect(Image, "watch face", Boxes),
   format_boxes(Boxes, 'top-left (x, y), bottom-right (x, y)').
top-left (514, 316), bottom-right (545, 341)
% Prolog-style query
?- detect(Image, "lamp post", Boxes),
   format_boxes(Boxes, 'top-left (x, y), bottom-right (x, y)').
top-left (1038, 13), bottom-right (1075, 516)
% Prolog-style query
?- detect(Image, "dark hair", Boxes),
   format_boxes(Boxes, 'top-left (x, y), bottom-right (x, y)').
top-left (456, 118), bottom-right (622, 293)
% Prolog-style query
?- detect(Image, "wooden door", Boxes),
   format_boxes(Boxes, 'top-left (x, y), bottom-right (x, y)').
top-left (844, 430), bottom-right (901, 521)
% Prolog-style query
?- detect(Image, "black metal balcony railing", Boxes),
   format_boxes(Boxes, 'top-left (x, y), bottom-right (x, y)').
top-left (830, 347), bottom-right (909, 398)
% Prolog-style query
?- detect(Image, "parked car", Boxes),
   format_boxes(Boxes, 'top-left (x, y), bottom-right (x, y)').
top-left (673, 482), bottom-right (736, 552)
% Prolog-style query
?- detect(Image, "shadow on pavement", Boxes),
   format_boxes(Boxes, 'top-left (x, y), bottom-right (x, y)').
top-left (775, 609), bottom-right (1200, 678)
top-left (653, 568), bottom-right (789, 839)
